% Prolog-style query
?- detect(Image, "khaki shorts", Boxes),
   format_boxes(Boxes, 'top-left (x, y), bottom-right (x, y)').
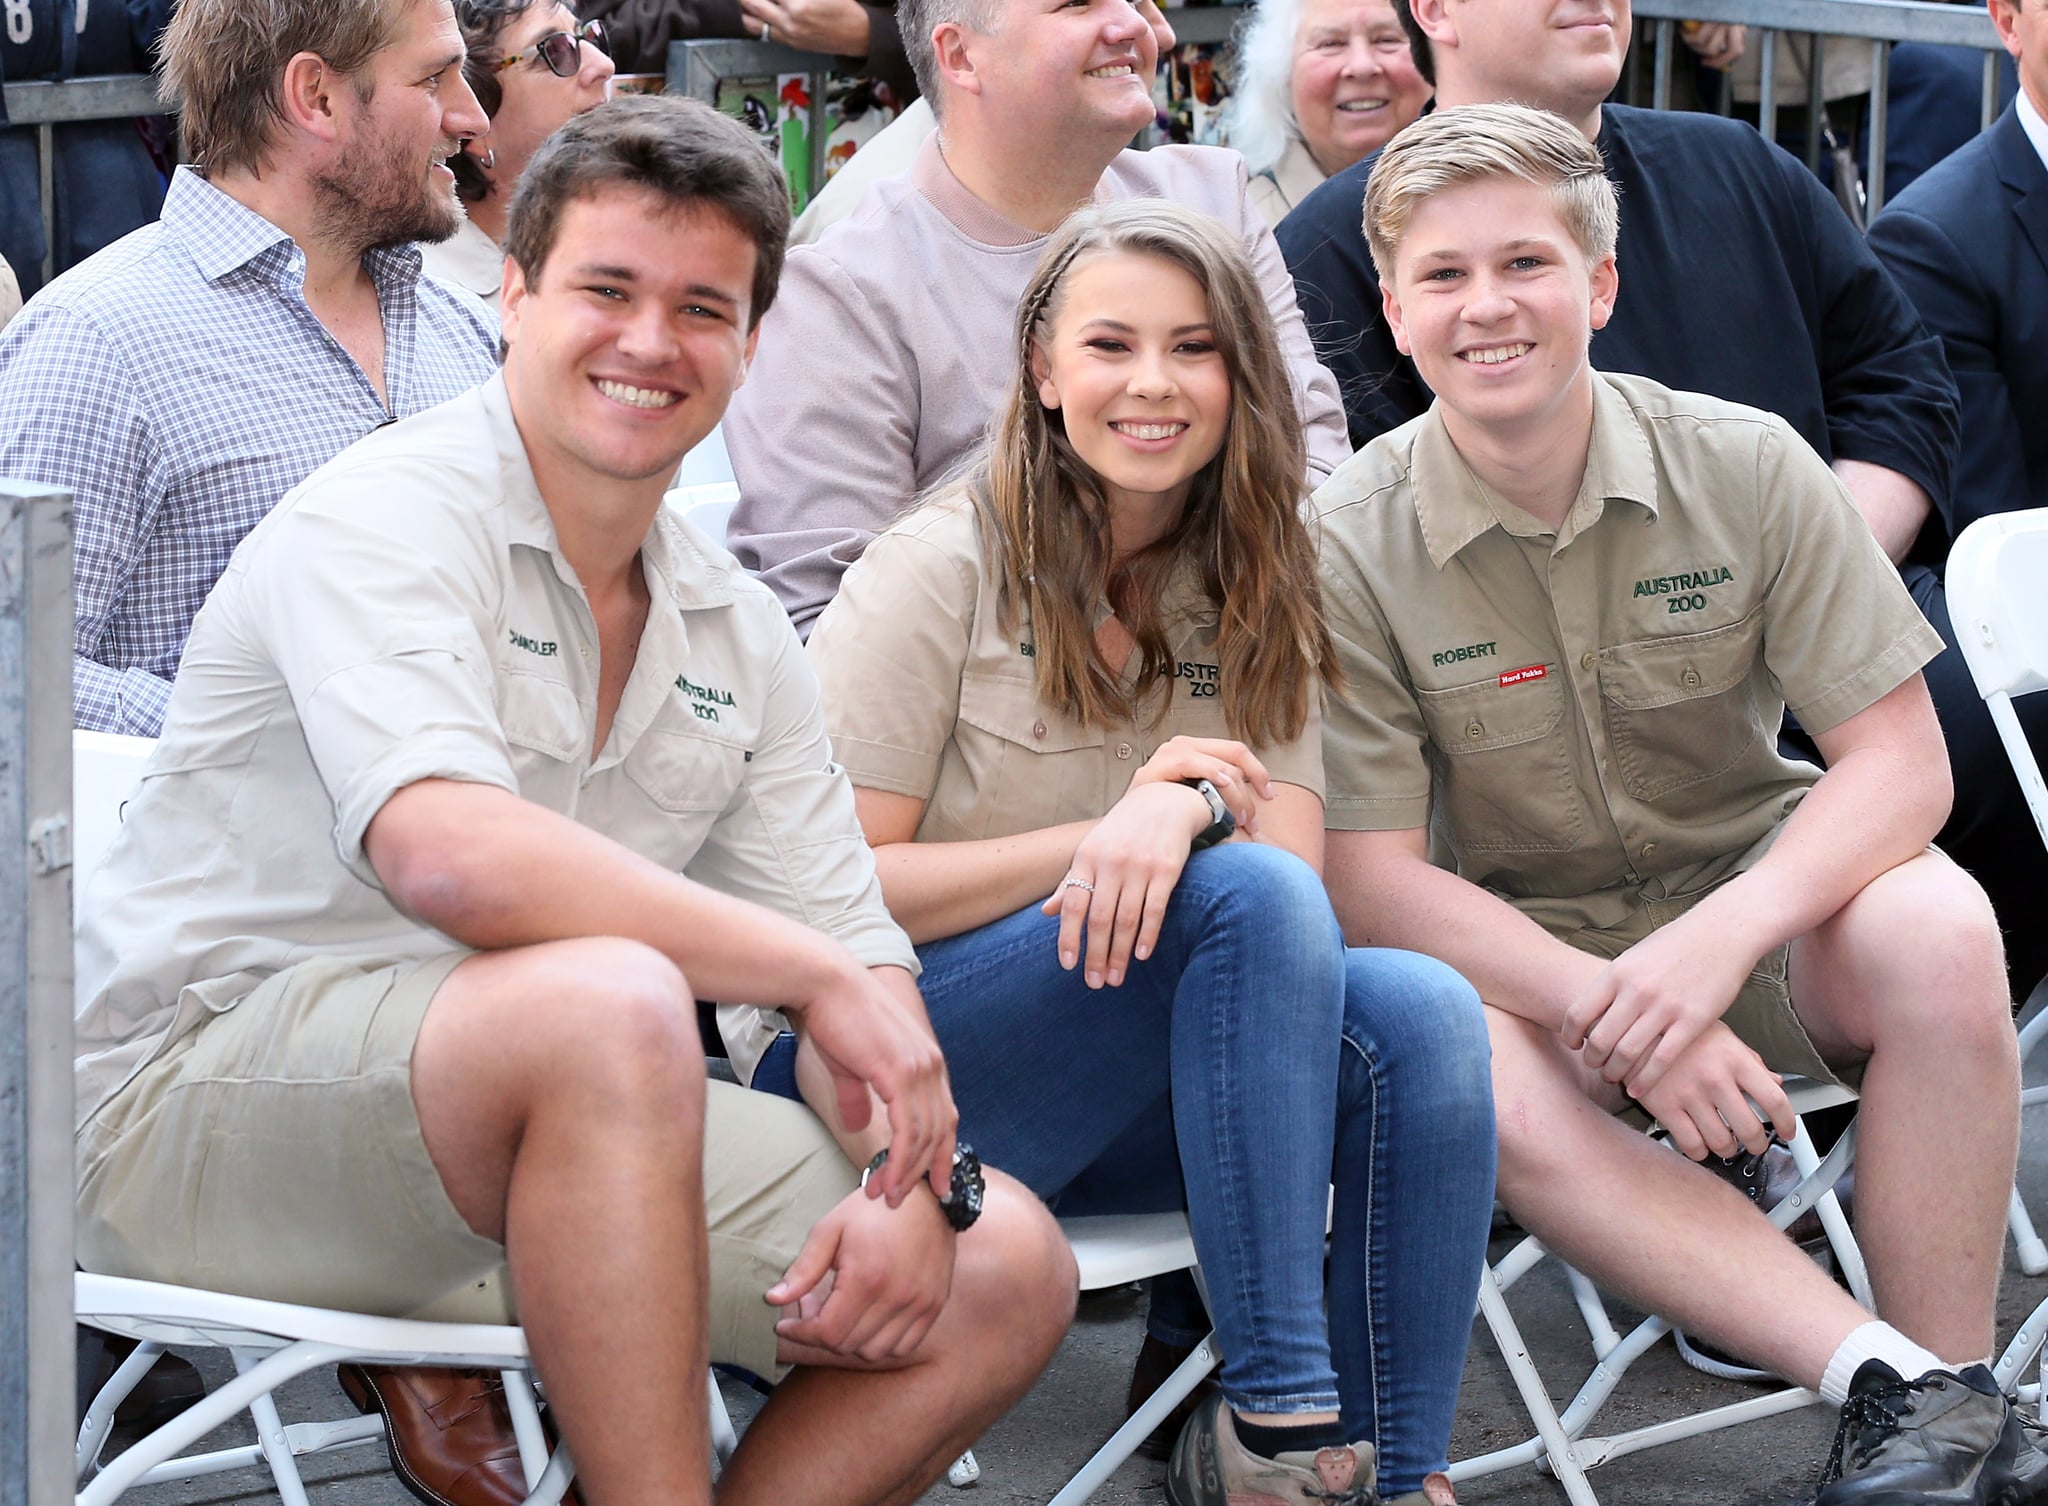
top-left (76, 953), bottom-right (854, 1379)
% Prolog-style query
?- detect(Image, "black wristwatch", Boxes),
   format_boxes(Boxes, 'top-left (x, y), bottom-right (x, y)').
top-left (1182, 777), bottom-right (1237, 852)
top-left (864, 1142), bottom-right (985, 1233)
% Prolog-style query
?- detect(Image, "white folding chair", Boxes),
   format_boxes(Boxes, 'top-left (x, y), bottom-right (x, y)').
top-left (1451, 1081), bottom-right (1864, 1505)
top-left (1046, 1212), bottom-right (1209, 1506)
top-left (69, 732), bottom-right (580, 1506)
top-left (75, 1275), bottom-right (576, 1506)
top-left (1946, 508), bottom-right (2048, 1277)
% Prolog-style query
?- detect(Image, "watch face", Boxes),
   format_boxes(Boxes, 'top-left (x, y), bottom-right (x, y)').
top-left (946, 1142), bottom-right (986, 1233)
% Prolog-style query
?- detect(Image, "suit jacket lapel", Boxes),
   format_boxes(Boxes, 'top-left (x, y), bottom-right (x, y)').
top-left (1992, 107), bottom-right (2048, 282)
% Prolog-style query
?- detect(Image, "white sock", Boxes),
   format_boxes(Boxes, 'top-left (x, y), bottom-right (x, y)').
top-left (1820, 1322), bottom-right (1947, 1405)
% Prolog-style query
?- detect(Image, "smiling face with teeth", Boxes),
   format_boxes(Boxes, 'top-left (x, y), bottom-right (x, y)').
top-left (1289, 0), bottom-right (1430, 176)
top-left (955, 0), bottom-right (1160, 144)
top-left (500, 183), bottom-right (759, 502)
top-left (1380, 173), bottom-right (1617, 447)
top-left (1031, 249), bottom-right (1231, 544)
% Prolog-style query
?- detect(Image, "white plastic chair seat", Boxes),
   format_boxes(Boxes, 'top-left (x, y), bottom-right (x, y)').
top-left (76, 1272), bottom-right (536, 1364)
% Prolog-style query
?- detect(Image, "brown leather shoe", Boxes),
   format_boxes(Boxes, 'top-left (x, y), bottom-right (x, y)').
top-left (1127, 1332), bottom-right (1223, 1462)
top-left (339, 1363), bottom-right (578, 1506)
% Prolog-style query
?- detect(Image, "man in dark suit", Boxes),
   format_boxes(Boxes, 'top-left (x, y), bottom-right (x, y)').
top-left (1867, 0), bottom-right (2048, 1001)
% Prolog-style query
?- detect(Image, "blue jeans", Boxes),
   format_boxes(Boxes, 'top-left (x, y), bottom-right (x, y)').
top-left (757, 843), bottom-right (1494, 1490)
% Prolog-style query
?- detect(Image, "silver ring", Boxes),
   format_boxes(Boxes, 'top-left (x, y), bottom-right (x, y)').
top-left (760, 20), bottom-right (771, 41)
top-left (1062, 878), bottom-right (1096, 893)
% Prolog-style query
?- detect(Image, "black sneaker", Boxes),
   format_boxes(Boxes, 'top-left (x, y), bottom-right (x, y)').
top-left (1814, 1359), bottom-right (2048, 1504)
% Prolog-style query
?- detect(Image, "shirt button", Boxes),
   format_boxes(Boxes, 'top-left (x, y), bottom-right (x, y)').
top-left (1682, 668), bottom-right (1701, 689)
top-left (1465, 721), bottom-right (1485, 740)
top-left (1032, 719), bottom-right (1048, 740)
top-left (1642, 841), bottom-right (1658, 855)
top-left (579, 646), bottom-right (590, 659)
top-left (1580, 651), bottom-right (1597, 670)
top-left (1115, 742), bottom-right (1134, 760)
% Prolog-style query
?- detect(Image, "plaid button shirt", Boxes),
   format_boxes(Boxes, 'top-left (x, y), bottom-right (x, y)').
top-left (0, 167), bottom-right (500, 735)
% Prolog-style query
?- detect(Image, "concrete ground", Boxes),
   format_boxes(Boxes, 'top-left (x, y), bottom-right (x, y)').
top-left (92, 1051), bottom-right (2048, 1506)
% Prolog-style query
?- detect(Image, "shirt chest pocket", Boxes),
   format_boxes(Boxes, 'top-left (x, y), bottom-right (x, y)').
top-left (945, 673), bottom-right (1109, 841)
top-left (1597, 607), bottom-right (1764, 804)
top-left (617, 725), bottom-right (751, 870)
top-left (499, 670), bottom-right (585, 803)
top-left (1414, 671), bottom-right (1587, 854)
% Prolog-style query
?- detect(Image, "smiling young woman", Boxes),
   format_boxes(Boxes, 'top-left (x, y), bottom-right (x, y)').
top-left (748, 200), bottom-right (1498, 1506)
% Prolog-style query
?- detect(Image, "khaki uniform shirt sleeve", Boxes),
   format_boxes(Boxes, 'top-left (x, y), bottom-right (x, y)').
top-left (688, 593), bottom-right (918, 974)
top-left (1317, 559), bottom-right (1434, 832)
top-left (806, 519), bottom-right (977, 802)
top-left (689, 592), bottom-right (917, 972)
top-left (1751, 418), bottom-right (1944, 734)
top-left (232, 477), bottom-right (519, 885)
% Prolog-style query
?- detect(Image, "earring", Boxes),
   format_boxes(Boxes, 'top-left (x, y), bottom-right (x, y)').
top-left (461, 139), bottom-right (496, 171)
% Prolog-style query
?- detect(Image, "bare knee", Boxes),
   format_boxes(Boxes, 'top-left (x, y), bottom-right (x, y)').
top-left (947, 1171), bottom-right (1076, 1368)
top-left (545, 940), bottom-right (706, 1114)
top-left (1817, 857), bottom-right (2014, 1050)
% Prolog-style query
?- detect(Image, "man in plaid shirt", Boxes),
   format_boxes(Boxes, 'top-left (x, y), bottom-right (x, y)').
top-left (0, 0), bottom-right (500, 736)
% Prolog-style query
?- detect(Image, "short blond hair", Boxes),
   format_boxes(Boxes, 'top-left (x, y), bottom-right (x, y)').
top-left (1364, 102), bottom-right (1617, 282)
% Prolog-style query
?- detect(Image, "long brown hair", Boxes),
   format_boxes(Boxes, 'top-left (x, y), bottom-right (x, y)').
top-left (971, 200), bottom-right (1340, 748)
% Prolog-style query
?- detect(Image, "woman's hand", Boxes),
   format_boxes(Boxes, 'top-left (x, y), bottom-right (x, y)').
top-left (1127, 735), bottom-right (1275, 837)
top-left (1040, 781), bottom-right (1214, 988)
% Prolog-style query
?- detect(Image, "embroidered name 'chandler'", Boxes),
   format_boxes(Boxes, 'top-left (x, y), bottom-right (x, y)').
top-left (1632, 565), bottom-right (1734, 599)
top-left (509, 629), bottom-right (558, 657)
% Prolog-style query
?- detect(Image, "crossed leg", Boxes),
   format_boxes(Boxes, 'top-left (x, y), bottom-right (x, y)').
top-left (413, 936), bottom-right (1075, 1506)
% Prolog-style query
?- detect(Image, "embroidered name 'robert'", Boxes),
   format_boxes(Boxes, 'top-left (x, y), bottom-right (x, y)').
top-left (1431, 640), bottom-right (1497, 667)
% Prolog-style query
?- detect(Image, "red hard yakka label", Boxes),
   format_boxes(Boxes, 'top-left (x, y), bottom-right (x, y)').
top-left (1498, 664), bottom-right (1548, 687)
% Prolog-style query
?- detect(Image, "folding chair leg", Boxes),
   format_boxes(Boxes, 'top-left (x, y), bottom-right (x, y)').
top-left (501, 1370), bottom-right (550, 1489)
top-left (709, 1375), bottom-right (740, 1467)
top-left (1471, 1268), bottom-right (1601, 1506)
top-left (76, 1340), bottom-right (165, 1483)
top-left (232, 1349), bottom-right (316, 1506)
top-left (1043, 1333), bottom-right (1219, 1506)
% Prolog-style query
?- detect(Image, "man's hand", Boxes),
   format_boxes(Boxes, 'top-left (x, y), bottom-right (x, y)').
top-left (1042, 781), bottom-right (1212, 988)
top-left (786, 963), bottom-right (957, 1207)
top-left (1559, 911), bottom-right (1758, 1094)
top-left (1631, 1022), bottom-right (1793, 1161)
top-left (737, 0), bottom-right (870, 55)
top-left (767, 1182), bottom-right (955, 1362)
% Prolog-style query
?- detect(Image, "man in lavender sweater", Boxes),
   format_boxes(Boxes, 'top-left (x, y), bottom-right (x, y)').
top-left (723, 0), bottom-right (1350, 635)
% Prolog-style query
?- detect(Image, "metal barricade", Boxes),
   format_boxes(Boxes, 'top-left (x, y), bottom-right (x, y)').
top-left (1627, 0), bottom-right (2003, 218)
top-left (0, 479), bottom-right (75, 1506)
top-left (0, 74), bottom-right (164, 286)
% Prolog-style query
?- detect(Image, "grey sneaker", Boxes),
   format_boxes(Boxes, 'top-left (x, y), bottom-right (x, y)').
top-left (1814, 1360), bottom-right (2048, 1505)
top-left (1165, 1394), bottom-right (1378, 1506)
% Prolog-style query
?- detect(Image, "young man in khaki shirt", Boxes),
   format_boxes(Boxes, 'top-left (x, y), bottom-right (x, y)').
top-left (1315, 104), bottom-right (2041, 1503)
top-left (72, 96), bottom-right (1074, 1506)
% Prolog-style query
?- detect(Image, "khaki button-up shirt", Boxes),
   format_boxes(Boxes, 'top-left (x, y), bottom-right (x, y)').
top-left (1316, 372), bottom-right (1942, 931)
top-left (76, 375), bottom-right (914, 1124)
top-left (807, 493), bottom-right (1325, 845)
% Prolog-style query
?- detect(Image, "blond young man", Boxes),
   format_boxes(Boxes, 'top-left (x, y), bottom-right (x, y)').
top-left (1315, 102), bottom-right (2041, 1505)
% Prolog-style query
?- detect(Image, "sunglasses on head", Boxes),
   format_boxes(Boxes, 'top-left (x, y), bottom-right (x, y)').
top-left (493, 16), bottom-right (608, 76)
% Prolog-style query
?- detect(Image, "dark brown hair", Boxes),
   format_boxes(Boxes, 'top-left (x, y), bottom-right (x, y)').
top-left (160, 0), bottom-right (407, 175)
top-left (504, 94), bottom-right (789, 327)
top-left (450, 0), bottom-right (547, 203)
top-left (972, 200), bottom-right (1340, 748)
top-left (1393, 0), bottom-right (1435, 85)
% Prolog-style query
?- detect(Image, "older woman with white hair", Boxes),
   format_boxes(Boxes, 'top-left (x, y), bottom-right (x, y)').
top-left (1224, 0), bottom-right (1429, 226)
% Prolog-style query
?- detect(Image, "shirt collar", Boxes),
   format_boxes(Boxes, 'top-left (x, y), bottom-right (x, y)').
top-left (478, 374), bottom-right (737, 612)
top-left (1408, 372), bottom-right (1660, 568)
top-left (163, 165), bottom-right (427, 296)
top-left (2019, 90), bottom-right (2048, 177)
